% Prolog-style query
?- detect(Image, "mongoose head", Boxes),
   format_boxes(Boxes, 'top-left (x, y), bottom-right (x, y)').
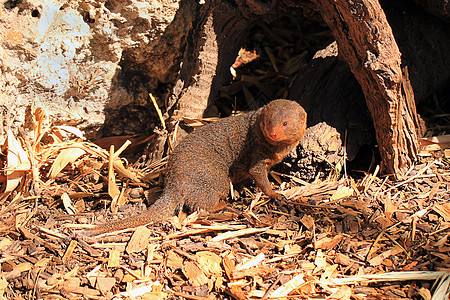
top-left (260, 99), bottom-right (307, 145)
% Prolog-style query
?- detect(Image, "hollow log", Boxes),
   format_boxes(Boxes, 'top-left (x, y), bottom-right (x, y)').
top-left (313, 0), bottom-right (420, 177)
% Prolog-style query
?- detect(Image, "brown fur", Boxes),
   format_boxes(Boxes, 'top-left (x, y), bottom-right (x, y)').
top-left (86, 99), bottom-right (307, 236)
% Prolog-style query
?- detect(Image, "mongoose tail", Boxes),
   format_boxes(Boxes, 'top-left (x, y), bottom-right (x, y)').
top-left (85, 194), bottom-right (178, 236)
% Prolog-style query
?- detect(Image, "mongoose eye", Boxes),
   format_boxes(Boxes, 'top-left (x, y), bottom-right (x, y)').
top-left (282, 121), bottom-right (288, 126)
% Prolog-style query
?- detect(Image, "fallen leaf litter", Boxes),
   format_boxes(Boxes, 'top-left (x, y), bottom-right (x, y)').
top-left (1, 106), bottom-right (449, 299)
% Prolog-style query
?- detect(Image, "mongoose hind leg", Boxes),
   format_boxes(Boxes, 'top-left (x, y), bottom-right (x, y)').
top-left (185, 186), bottom-right (229, 211)
top-left (183, 174), bottom-right (230, 214)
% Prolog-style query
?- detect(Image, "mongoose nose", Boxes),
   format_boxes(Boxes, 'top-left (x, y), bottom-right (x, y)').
top-left (270, 132), bottom-right (277, 139)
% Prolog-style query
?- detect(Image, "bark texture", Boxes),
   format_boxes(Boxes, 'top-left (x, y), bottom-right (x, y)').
top-left (168, 1), bottom-right (251, 121)
top-left (313, 0), bottom-right (420, 177)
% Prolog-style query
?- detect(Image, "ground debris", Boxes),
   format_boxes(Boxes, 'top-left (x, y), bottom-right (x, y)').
top-left (1, 107), bottom-right (450, 299)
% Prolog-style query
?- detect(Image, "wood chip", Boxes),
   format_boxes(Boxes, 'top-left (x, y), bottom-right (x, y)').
top-left (3, 101), bottom-right (450, 299)
top-left (126, 226), bottom-right (151, 254)
top-left (268, 273), bottom-right (305, 298)
top-left (62, 239), bottom-right (77, 263)
top-left (195, 251), bottom-right (222, 276)
top-left (108, 248), bottom-right (121, 268)
top-left (182, 261), bottom-right (209, 287)
top-left (211, 227), bottom-right (269, 242)
top-left (95, 277), bottom-right (116, 293)
top-left (433, 204), bottom-right (450, 222)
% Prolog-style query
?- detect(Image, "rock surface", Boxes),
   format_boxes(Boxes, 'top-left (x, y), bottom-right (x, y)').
top-left (0, 0), bottom-right (183, 140)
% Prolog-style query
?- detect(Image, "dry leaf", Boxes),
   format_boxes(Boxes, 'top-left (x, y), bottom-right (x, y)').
top-left (330, 186), bottom-right (354, 201)
top-left (62, 193), bottom-right (77, 214)
top-left (53, 125), bottom-right (85, 139)
top-left (1, 130), bottom-right (31, 199)
top-left (49, 147), bottom-right (86, 179)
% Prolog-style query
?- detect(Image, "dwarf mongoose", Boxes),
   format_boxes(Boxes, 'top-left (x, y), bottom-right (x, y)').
top-left (86, 99), bottom-right (307, 235)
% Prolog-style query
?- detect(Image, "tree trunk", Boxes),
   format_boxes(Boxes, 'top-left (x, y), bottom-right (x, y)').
top-left (313, 0), bottom-right (420, 178)
top-left (168, 1), bottom-right (251, 121)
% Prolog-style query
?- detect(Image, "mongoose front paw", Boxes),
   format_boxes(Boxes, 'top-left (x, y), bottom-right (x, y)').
top-left (267, 191), bottom-right (285, 201)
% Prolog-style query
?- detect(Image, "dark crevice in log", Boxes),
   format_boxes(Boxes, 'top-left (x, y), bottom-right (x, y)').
top-left (412, 0), bottom-right (450, 22)
top-left (288, 42), bottom-right (374, 161)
